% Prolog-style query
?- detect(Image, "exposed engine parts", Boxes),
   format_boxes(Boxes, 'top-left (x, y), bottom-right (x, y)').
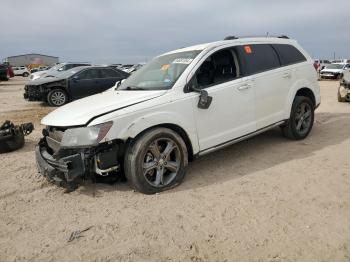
top-left (0, 120), bottom-right (34, 153)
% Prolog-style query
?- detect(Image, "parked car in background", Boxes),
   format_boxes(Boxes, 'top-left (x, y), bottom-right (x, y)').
top-left (332, 59), bottom-right (350, 64)
top-left (338, 69), bottom-right (350, 102)
top-left (13, 66), bottom-right (30, 77)
top-left (124, 63), bottom-right (146, 74)
top-left (0, 64), bottom-right (14, 80)
top-left (320, 63), bottom-right (350, 79)
top-left (119, 64), bottom-right (134, 72)
top-left (24, 66), bottom-right (129, 106)
top-left (35, 36), bottom-right (320, 194)
top-left (314, 59), bottom-right (331, 71)
top-left (29, 62), bottom-right (91, 81)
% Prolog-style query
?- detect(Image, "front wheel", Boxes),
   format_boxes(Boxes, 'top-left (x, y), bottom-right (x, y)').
top-left (22, 72), bottom-right (29, 77)
top-left (124, 128), bottom-right (188, 194)
top-left (282, 96), bottom-right (314, 140)
top-left (47, 89), bottom-right (68, 107)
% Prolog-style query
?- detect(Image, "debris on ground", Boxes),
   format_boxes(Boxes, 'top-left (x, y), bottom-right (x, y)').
top-left (0, 120), bottom-right (34, 153)
top-left (67, 226), bottom-right (93, 243)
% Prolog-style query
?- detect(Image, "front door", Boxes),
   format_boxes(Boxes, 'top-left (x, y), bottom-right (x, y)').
top-left (190, 48), bottom-right (256, 151)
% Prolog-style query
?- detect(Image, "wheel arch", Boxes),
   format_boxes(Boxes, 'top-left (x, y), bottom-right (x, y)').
top-left (295, 87), bottom-right (316, 106)
top-left (284, 81), bottom-right (318, 119)
top-left (127, 123), bottom-right (195, 162)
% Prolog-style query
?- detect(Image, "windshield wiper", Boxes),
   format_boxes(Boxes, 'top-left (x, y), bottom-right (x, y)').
top-left (124, 86), bottom-right (146, 91)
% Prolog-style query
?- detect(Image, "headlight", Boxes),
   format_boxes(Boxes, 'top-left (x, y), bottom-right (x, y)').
top-left (60, 121), bottom-right (113, 148)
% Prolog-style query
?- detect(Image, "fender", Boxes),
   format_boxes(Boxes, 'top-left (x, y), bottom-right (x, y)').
top-left (283, 78), bottom-right (318, 119)
top-left (116, 110), bottom-right (200, 154)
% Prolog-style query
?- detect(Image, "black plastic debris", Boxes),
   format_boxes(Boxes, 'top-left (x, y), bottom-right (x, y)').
top-left (0, 120), bottom-right (34, 153)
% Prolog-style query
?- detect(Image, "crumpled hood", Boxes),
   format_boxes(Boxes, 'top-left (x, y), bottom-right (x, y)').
top-left (27, 76), bottom-right (63, 86)
top-left (42, 90), bottom-right (167, 127)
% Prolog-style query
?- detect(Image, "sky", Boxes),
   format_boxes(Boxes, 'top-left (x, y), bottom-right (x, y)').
top-left (1, 0), bottom-right (349, 64)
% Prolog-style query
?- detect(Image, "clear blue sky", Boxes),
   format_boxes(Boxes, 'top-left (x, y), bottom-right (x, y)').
top-left (1, 0), bottom-right (349, 63)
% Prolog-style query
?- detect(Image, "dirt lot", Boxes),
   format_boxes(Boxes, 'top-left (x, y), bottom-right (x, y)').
top-left (0, 77), bottom-right (349, 262)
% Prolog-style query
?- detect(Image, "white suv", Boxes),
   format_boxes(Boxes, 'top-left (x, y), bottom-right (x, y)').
top-left (12, 66), bottom-right (30, 77)
top-left (36, 36), bottom-right (320, 193)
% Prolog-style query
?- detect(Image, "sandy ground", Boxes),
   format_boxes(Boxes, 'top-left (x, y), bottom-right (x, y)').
top-left (0, 77), bottom-right (349, 262)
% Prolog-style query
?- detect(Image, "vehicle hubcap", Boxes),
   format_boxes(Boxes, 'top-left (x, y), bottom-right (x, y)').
top-left (295, 102), bottom-right (312, 135)
top-left (143, 138), bottom-right (180, 188)
top-left (51, 91), bottom-right (66, 106)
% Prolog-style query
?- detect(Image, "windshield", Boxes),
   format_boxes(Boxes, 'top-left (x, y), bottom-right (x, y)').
top-left (118, 50), bottom-right (201, 90)
top-left (325, 64), bottom-right (343, 69)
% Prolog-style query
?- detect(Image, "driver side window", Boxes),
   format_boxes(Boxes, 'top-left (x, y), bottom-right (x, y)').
top-left (194, 48), bottom-right (241, 89)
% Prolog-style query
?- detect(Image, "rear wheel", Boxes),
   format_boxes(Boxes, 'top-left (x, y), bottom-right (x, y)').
top-left (124, 128), bottom-right (188, 194)
top-left (282, 96), bottom-right (314, 140)
top-left (47, 89), bottom-right (68, 106)
top-left (22, 72), bottom-right (29, 77)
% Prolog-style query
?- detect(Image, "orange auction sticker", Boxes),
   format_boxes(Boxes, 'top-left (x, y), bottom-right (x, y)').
top-left (244, 45), bottom-right (252, 54)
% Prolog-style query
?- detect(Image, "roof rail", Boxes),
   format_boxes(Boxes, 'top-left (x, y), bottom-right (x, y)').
top-left (224, 36), bottom-right (239, 40)
top-left (224, 35), bottom-right (289, 40)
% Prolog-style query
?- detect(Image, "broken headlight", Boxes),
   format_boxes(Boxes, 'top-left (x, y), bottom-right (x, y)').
top-left (60, 121), bottom-right (113, 148)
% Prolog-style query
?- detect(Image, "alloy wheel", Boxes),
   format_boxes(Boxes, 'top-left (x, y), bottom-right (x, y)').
top-left (51, 91), bottom-right (66, 106)
top-left (142, 138), bottom-right (181, 188)
top-left (294, 102), bottom-right (312, 135)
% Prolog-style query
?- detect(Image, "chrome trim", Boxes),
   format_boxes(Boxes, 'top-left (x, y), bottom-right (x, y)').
top-left (198, 121), bottom-right (285, 156)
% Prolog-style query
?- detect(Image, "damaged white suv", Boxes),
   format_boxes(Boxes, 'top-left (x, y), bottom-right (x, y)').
top-left (36, 36), bottom-right (320, 194)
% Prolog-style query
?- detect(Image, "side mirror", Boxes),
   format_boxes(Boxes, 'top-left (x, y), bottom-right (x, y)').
top-left (186, 80), bottom-right (213, 109)
top-left (72, 76), bottom-right (79, 82)
top-left (197, 90), bottom-right (213, 109)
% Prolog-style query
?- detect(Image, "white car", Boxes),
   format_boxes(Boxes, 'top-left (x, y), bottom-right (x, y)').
top-left (29, 63), bottom-right (90, 81)
top-left (12, 66), bottom-right (30, 77)
top-left (36, 36), bottom-right (320, 194)
top-left (320, 63), bottom-right (350, 79)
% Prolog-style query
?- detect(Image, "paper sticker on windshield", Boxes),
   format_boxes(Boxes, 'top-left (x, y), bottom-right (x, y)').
top-left (161, 64), bottom-right (170, 71)
top-left (172, 58), bottom-right (193, 64)
top-left (244, 45), bottom-right (252, 54)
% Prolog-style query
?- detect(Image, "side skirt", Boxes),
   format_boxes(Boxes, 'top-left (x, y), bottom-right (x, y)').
top-left (198, 120), bottom-right (286, 156)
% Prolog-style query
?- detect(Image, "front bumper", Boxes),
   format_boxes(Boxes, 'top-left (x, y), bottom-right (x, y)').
top-left (36, 131), bottom-right (122, 189)
top-left (24, 85), bottom-right (45, 101)
top-left (35, 144), bottom-right (86, 187)
top-left (320, 72), bottom-right (340, 79)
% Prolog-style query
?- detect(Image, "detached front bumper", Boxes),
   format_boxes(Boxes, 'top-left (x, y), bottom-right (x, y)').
top-left (35, 144), bottom-right (86, 187)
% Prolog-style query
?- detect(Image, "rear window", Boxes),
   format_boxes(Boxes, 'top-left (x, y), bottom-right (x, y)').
top-left (272, 44), bottom-right (307, 66)
top-left (239, 44), bottom-right (280, 74)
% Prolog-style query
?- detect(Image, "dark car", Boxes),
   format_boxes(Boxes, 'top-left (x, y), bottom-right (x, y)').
top-left (24, 66), bottom-right (129, 106)
top-left (0, 64), bottom-right (13, 81)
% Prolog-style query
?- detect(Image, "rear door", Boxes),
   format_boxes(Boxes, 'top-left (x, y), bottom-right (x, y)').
top-left (98, 68), bottom-right (125, 92)
top-left (69, 68), bottom-right (101, 98)
top-left (238, 44), bottom-right (291, 129)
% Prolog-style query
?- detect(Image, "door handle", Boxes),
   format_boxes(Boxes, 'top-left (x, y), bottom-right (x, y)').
top-left (237, 83), bottom-right (251, 91)
top-left (282, 72), bottom-right (291, 79)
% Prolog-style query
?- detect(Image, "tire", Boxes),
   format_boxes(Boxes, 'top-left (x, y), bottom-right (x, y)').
top-left (282, 96), bottom-right (314, 140)
top-left (47, 89), bottom-right (68, 107)
top-left (338, 86), bottom-right (346, 102)
top-left (124, 127), bottom-right (188, 194)
top-left (22, 72), bottom-right (29, 77)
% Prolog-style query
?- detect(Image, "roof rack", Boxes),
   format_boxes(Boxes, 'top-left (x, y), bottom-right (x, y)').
top-left (224, 35), bottom-right (289, 40)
